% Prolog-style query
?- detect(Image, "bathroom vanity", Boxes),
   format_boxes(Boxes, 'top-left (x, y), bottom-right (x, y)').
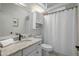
top-left (0, 37), bottom-right (42, 56)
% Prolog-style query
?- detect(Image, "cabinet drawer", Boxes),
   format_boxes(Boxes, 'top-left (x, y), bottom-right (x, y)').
top-left (23, 41), bottom-right (41, 56)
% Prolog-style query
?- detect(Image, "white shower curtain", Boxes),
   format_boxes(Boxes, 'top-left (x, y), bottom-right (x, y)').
top-left (44, 7), bottom-right (77, 56)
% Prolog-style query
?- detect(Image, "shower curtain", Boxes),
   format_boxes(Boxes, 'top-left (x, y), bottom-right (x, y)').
top-left (44, 7), bottom-right (77, 56)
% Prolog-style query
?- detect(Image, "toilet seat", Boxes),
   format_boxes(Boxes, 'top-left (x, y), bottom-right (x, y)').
top-left (41, 44), bottom-right (53, 52)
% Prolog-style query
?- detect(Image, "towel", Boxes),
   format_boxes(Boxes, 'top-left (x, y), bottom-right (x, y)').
top-left (0, 38), bottom-right (14, 48)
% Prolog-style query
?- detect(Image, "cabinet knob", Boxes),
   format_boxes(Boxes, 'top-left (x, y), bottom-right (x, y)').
top-left (36, 51), bottom-right (39, 54)
top-left (39, 44), bottom-right (40, 45)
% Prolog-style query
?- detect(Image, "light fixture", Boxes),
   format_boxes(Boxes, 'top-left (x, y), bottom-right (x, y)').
top-left (15, 3), bottom-right (26, 7)
top-left (31, 5), bottom-right (45, 13)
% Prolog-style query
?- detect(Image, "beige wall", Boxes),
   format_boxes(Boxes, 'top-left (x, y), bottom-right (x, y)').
top-left (0, 3), bottom-right (32, 37)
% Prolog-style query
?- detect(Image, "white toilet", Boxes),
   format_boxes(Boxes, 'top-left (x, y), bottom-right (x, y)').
top-left (41, 44), bottom-right (53, 56)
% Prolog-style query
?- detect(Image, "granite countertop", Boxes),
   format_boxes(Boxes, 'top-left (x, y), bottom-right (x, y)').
top-left (0, 37), bottom-right (42, 56)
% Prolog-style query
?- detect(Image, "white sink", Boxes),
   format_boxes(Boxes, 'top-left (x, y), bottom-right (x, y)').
top-left (13, 38), bottom-right (32, 44)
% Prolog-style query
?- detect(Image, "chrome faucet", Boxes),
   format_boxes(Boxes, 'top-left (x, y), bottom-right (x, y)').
top-left (18, 34), bottom-right (23, 41)
top-left (16, 33), bottom-right (23, 41)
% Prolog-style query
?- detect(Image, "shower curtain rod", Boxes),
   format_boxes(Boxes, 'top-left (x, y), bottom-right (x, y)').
top-left (48, 6), bottom-right (78, 14)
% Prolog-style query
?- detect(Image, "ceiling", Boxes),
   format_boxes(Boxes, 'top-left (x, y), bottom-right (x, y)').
top-left (47, 3), bottom-right (58, 8)
top-left (14, 3), bottom-right (59, 11)
top-left (14, 3), bottom-right (63, 13)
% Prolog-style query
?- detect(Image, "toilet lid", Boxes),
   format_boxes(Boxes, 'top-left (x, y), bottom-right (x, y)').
top-left (41, 44), bottom-right (52, 49)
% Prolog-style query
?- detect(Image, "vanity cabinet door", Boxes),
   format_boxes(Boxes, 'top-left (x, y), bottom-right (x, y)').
top-left (23, 41), bottom-right (41, 56)
top-left (10, 50), bottom-right (22, 56)
top-left (28, 48), bottom-right (42, 56)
